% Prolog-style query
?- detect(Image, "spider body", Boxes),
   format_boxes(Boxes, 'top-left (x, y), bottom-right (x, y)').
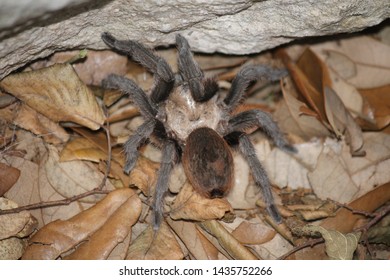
top-left (156, 84), bottom-right (225, 145)
top-left (102, 32), bottom-right (296, 230)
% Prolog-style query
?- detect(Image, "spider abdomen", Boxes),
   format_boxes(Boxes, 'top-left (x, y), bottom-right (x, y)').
top-left (182, 127), bottom-right (234, 198)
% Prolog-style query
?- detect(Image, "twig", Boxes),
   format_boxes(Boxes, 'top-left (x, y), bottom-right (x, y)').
top-left (329, 199), bottom-right (376, 218)
top-left (358, 203), bottom-right (390, 231)
top-left (0, 188), bottom-right (110, 215)
top-left (278, 238), bottom-right (324, 260)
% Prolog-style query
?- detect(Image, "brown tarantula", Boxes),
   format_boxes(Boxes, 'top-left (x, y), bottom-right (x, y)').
top-left (101, 32), bottom-right (296, 230)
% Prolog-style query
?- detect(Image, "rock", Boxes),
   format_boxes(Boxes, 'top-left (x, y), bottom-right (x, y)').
top-left (0, 0), bottom-right (388, 79)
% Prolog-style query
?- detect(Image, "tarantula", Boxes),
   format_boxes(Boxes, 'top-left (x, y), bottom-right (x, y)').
top-left (101, 32), bottom-right (296, 230)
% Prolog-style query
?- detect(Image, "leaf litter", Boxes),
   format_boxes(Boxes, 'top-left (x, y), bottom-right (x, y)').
top-left (0, 29), bottom-right (390, 260)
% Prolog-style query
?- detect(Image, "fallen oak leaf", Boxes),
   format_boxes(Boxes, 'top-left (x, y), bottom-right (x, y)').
top-left (0, 63), bottom-right (104, 130)
top-left (22, 188), bottom-right (138, 260)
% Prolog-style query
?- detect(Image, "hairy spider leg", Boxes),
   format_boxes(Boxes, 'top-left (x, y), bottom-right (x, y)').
top-left (223, 65), bottom-right (288, 112)
top-left (238, 134), bottom-right (282, 223)
top-left (176, 34), bottom-right (218, 102)
top-left (153, 141), bottom-right (178, 230)
top-left (123, 119), bottom-right (156, 174)
top-left (227, 109), bottom-right (297, 153)
top-left (102, 74), bottom-right (157, 119)
top-left (101, 32), bottom-right (175, 104)
top-left (101, 74), bottom-right (159, 174)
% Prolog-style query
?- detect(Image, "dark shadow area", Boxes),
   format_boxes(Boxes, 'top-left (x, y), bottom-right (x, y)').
top-left (0, 0), bottom-right (113, 41)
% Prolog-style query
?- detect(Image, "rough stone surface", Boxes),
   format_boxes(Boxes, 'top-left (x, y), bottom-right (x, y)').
top-left (0, 0), bottom-right (389, 79)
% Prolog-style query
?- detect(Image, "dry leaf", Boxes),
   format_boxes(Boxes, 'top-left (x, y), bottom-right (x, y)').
top-left (293, 183), bottom-right (390, 260)
top-left (302, 225), bottom-right (361, 260)
top-left (250, 233), bottom-right (294, 260)
top-left (167, 218), bottom-right (220, 260)
top-left (297, 48), bottom-right (364, 155)
top-left (44, 145), bottom-right (110, 202)
top-left (126, 223), bottom-right (184, 260)
top-left (38, 164), bottom-right (94, 226)
top-left (22, 188), bottom-right (138, 259)
top-left (107, 232), bottom-right (132, 260)
top-left (230, 218), bottom-right (276, 245)
top-left (0, 162), bottom-right (20, 196)
top-left (299, 210), bottom-right (331, 221)
top-left (71, 127), bottom-right (113, 154)
top-left (50, 50), bottom-right (128, 86)
top-left (3, 155), bottom-right (44, 226)
top-left (254, 138), bottom-right (314, 190)
top-left (60, 137), bottom-right (108, 163)
top-left (306, 131), bottom-right (390, 204)
top-left (64, 190), bottom-right (141, 259)
top-left (0, 103), bottom-right (69, 144)
top-left (65, 127), bottom-right (136, 188)
top-left (328, 69), bottom-right (363, 118)
top-left (128, 156), bottom-right (160, 195)
top-left (199, 220), bottom-right (258, 260)
top-left (0, 198), bottom-right (37, 260)
top-left (368, 226), bottom-right (390, 247)
top-left (368, 216), bottom-right (390, 246)
top-left (276, 77), bottom-right (331, 140)
top-left (0, 237), bottom-right (27, 260)
top-left (324, 87), bottom-right (364, 155)
top-left (321, 182), bottom-right (390, 233)
top-left (311, 36), bottom-right (390, 88)
top-left (358, 85), bottom-right (390, 130)
top-left (296, 48), bottom-right (332, 93)
top-left (226, 153), bottom-right (258, 208)
top-left (282, 51), bottom-right (328, 124)
top-left (0, 198), bottom-right (37, 240)
top-left (170, 183), bottom-right (233, 222)
top-left (308, 143), bottom-right (359, 203)
top-left (281, 48), bottom-right (365, 155)
top-left (0, 63), bottom-right (104, 130)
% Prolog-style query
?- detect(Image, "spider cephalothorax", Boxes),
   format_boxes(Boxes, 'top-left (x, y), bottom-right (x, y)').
top-left (101, 32), bottom-right (296, 230)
